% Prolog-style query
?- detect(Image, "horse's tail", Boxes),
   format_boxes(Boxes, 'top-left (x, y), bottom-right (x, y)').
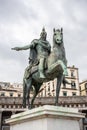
top-left (23, 79), bottom-right (26, 108)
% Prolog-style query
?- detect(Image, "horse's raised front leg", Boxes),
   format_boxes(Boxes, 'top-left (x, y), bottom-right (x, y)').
top-left (26, 77), bottom-right (32, 109)
top-left (55, 75), bottom-right (63, 106)
top-left (30, 83), bottom-right (42, 109)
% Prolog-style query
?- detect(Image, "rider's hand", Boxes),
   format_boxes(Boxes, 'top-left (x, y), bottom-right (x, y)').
top-left (11, 47), bottom-right (20, 51)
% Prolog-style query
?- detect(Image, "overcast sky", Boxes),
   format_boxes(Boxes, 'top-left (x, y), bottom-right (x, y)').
top-left (0, 0), bottom-right (87, 83)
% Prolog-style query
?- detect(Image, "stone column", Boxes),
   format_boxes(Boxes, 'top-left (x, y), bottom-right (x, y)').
top-left (6, 105), bottom-right (85, 130)
top-left (0, 111), bottom-right (2, 130)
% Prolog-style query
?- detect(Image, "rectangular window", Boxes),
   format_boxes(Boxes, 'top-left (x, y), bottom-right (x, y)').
top-left (70, 70), bottom-right (75, 77)
top-left (53, 83), bottom-right (54, 90)
top-left (72, 92), bottom-right (76, 96)
top-left (63, 91), bottom-right (67, 96)
top-left (71, 81), bottom-right (76, 89)
top-left (10, 93), bottom-right (13, 97)
top-left (48, 92), bottom-right (51, 97)
top-left (85, 83), bottom-right (87, 89)
top-left (1, 93), bottom-right (5, 97)
top-left (48, 86), bottom-right (50, 91)
top-left (63, 83), bottom-right (66, 88)
top-left (18, 94), bottom-right (21, 97)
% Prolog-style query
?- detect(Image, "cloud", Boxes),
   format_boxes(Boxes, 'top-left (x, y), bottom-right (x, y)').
top-left (0, 0), bottom-right (87, 83)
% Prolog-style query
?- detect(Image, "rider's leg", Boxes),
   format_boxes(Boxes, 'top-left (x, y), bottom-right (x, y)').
top-left (39, 58), bottom-right (46, 78)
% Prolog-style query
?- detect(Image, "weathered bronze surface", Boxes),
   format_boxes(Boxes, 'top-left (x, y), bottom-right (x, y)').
top-left (12, 28), bottom-right (69, 109)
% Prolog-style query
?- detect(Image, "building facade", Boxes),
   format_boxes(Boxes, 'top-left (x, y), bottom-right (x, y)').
top-left (80, 80), bottom-right (87, 96)
top-left (0, 84), bottom-right (23, 98)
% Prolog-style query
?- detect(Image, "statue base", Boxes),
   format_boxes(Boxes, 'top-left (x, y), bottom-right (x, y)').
top-left (6, 105), bottom-right (85, 130)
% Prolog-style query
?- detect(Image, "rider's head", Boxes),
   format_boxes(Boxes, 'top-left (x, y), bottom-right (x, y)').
top-left (40, 27), bottom-right (47, 40)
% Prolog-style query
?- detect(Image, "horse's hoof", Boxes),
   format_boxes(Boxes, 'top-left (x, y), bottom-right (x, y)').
top-left (28, 107), bottom-right (31, 110)
top-left (28, 106), bottom-right (31, 110)
top-left (28, 105), bottom-right (33, 110)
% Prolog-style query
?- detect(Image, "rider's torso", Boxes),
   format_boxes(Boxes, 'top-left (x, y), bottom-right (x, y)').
top-left (36, 40), bottom-right (50, 58)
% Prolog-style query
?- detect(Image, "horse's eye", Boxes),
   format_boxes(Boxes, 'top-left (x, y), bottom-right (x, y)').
top-left (54, 33), bottom-right (56, 35)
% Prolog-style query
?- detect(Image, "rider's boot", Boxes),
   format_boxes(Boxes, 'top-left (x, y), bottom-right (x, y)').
top-left (63, 69), bottom-right (68, 76)
top-left (58, 60), bottom-right (68, 76)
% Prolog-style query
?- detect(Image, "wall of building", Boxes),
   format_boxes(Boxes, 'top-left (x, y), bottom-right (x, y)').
top-left (80, 80), bottom-right (87, 96)
top-left (0, 86), bottom-right (23, 97)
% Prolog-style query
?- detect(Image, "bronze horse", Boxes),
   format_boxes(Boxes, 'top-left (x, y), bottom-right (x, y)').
top-left (23, 28), bottom-right (68, 109)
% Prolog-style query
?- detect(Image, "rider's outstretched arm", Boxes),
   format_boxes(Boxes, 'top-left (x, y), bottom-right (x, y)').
top-left (11, 43), bottom-right (34, 51)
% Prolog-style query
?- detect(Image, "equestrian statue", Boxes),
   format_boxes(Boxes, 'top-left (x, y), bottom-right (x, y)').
top-left (12, 27), bottom-right (69, 109)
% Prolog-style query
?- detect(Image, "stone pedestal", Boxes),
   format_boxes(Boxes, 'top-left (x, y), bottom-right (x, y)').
top-left (6, 105), bottom-right (85, 130)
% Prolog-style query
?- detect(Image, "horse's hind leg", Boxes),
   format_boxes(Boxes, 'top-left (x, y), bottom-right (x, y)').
top-left (30, 83), bottom-right (42, 109)
top-left (26, 77), bottom-right (32, 109)
top-left (55, 75), bottom-right (63, 106)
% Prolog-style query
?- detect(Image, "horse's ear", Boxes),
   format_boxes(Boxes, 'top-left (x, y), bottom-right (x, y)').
top-left (53, 28), bottom-right (55, 32)
top-left (61, 28), bottom-right (63, 33)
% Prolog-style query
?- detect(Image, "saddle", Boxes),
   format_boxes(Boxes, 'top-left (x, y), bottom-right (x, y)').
top-left (25, 58), bottom-right (48, 79)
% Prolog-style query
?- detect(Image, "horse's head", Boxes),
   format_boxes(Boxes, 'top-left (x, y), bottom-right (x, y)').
top-left (53, 28), bottom-right (63, 45)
